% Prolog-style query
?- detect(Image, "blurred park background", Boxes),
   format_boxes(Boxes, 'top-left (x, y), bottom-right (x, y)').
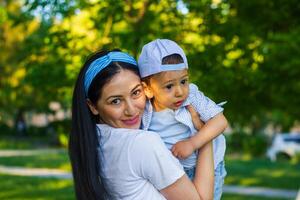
top-left (0, 0), bottom-right (300, 199)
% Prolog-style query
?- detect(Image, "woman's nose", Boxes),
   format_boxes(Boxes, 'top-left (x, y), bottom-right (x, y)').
top-left (124, 101), bottom-right (135, 116)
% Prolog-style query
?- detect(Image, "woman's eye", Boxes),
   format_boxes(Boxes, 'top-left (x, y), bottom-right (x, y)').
top-left (133, 89), bottom-right (141, 96)
top-left (111, 99), bottom-right (121, 105)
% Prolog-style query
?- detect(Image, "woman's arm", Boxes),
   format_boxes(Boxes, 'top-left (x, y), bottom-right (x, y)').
top-left (188, 105), bottom-right (214, 200)
top-left (162, 105), bottom-right (214, 200)
top-left (134, 133), bottom-right (201, 200)
top-left (161, 142), bottom-right (214, 200)
top-left (160, 174), bottom-right (200, 200)
top-left (193, 141), bottom-right (214, 200)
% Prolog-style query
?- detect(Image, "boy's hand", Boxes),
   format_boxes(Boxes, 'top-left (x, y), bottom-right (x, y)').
top-left (171, 139), bottom-right (195, 159)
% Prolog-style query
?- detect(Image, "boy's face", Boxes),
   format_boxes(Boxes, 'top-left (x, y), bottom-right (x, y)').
top-left (143, 69), bottom-right (189, 111)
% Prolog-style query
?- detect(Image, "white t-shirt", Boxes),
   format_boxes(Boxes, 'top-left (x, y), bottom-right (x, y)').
top-left (96, 124), bottom-right (185, 200)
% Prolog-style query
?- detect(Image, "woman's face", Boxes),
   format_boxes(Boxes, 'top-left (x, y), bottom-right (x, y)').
top-left (88, 69), bottom-right (146, 129)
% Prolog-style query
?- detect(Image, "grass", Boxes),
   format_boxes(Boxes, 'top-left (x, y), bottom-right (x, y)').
top-left (0, 174), bottom-right (74, 200)
top-left (0, 150), bottom-right (70, 171)
top-left (0, 175), bottom-right (294, 200)
top-left (2, 150), bottom-right (298, 190)
top-left (225, 154), bottom-right (300, 190)
top-left (222, 193), bottom-right (294, 200)
top-left (1, 175), bottom-right (286, 200)
top-left (0, 147), bottom-right (299, 199)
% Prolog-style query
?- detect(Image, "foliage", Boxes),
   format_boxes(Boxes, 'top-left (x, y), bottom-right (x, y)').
top-left (0, 124), bottom-right (17, 135)
top-left (1, 0), bottom-right (300, 134)
top-left (0, 134), bottom-right (53, 149)
top-left (48, 119), bottom-right (71, 147)
top-left (226, 132), bottom-right (269, 156)
top-left (0, 120), bottom-right (71, 148)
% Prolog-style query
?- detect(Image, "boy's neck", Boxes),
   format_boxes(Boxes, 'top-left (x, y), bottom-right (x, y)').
top-left (151, 98), bottom-right (177, 112)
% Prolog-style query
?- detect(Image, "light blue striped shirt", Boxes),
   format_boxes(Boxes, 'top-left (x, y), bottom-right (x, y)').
top-left (142, 83), bottom-right (226, 169)
top-left (149, 109), bottom-right (198, 168)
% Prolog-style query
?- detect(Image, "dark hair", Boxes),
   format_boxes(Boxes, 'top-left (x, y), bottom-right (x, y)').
top-left (162, 53), bottom-right (184, 65)
top-left (69, 50), bottom-right (139, 200)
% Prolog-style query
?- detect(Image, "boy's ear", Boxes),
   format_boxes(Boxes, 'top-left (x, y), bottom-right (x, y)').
top-left (86, 99), bottom-right (99, 115)
top-left (142, 82), bottom-right (154, 99)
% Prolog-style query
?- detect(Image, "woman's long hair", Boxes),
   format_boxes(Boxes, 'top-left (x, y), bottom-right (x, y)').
top-left (69, 50), bottom-right (139, 200)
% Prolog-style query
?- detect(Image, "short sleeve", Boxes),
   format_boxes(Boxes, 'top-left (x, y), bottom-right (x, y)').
top-left (131, 132), bottom-right (185, 190)
top-left (189, 83), bottom-right (224, 122)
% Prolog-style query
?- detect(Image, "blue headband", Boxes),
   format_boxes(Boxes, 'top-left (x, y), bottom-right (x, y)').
top-left (84, 51), bottom-right (137, 95)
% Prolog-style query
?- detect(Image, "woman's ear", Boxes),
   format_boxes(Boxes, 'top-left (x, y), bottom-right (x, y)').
top-left (142, 82), bottom-right (154, 99)
top-left (86, 99), bottom-right (99, 115)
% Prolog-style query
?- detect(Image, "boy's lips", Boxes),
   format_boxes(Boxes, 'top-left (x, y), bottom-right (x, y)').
top-left (174, 100), bottom-right (183, 107)
top-left (122, 115), bottom-right (140, 126)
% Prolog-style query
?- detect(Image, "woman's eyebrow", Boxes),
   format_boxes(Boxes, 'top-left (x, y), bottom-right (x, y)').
top-left (105, 84), bottom-right (142, 101)
top-left (105, 95), bottom-right (122, 101)
top-left (130, 83), bottom-right (142, 92)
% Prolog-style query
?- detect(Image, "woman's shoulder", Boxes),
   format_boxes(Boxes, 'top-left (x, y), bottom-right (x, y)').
top-left (130, 131), bottom-right (167, 157)
top-left (97, 124), bottom-right (143, 135)
top-left (134, 130), bottom-right (162, 144)
top-left (116, 127), bottom-right (161, 141)
top-left (97, 124), bottom-right (162, 145)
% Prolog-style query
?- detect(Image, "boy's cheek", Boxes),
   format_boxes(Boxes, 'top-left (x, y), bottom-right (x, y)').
top-left (144, 91), bottom-right (154, 99)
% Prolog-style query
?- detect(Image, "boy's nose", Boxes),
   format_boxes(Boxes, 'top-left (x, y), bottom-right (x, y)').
top-left (175, 86), bottom-right (183, 97)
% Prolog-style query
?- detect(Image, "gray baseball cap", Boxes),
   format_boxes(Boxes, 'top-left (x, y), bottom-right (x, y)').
top-left (138, 39), bottom-right (188, 78)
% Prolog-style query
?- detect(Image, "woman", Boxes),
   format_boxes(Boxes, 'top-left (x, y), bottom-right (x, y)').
top-left (69, 50), bottom-right (214, 200)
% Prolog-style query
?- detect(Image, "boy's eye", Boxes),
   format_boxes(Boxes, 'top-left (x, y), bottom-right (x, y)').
top-left (110, 99), bottom-right (121, 105)
top-left (181, 79), bottom-right (188, 85)
top-left (165, 84), bottom-right (173, 90)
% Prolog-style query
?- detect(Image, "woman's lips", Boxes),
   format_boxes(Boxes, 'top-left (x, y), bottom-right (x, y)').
top-left (122, 115), bottom-right (140, 126)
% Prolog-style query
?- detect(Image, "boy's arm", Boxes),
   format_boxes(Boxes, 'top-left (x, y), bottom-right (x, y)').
top-left (189, 112), bottom-right (228, 150)
top-left (172, 112), bottom-right (227, 159)
top-left (171, 105), bottom-right (204, 159)
top-left (189, 83), bottom-right (228, 150)
top-left (172, 84), bottom-right (228, 158)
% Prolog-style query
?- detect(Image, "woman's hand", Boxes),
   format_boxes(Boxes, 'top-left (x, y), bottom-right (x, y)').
top-left (186, 105), bottom-right (214, 200)
top-left (186, 105), bottom-right (204, 130)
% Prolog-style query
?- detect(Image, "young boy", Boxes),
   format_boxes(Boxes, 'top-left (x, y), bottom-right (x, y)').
top-left (138, 39), bottom-right (228, 200)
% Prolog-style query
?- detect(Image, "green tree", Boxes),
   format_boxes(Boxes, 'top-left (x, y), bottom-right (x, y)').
top-left (1, 0), bottom-right (299, 135)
